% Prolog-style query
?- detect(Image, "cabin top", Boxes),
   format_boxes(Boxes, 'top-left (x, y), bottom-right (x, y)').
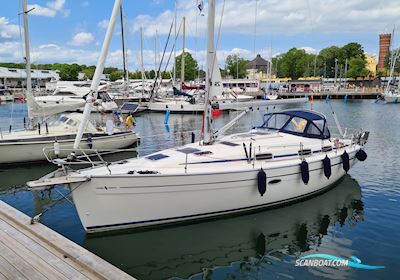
top-left (260, 109), bottom-right (330, 140)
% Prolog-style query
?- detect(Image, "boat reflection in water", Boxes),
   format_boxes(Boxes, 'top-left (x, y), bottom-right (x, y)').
top-left (84, 175), bottom-right (364, 280)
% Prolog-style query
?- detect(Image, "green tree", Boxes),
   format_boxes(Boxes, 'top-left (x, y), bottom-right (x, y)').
top-left (342, 42), bottom-right (365, 60)
top-left (109, 70), bottom-right (124, 81)
top-left (319, 46), bottom-right (345, 78)
top-left (175, 52), bottom-right (199, 81)
top-left (276, 48), bottom-right (311, 79)
top-left (225, 54), bottom-right (248, 79)
top-left (346, 57), bottom-right (369, 78)
top-left (81, 68), bottom-right (95, 80)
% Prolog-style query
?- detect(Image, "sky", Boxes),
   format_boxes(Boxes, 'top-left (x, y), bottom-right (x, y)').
top-left (1, 0), bottom-right (399, 71)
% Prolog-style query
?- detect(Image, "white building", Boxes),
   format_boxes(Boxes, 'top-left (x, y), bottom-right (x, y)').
top-left (0, 67), bottom-right (60, 88)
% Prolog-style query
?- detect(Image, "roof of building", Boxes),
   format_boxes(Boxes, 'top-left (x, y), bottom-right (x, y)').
top-left (0, 67), bottom-right (59, 80)
top-left (247, 54), bottom-right (269, 69)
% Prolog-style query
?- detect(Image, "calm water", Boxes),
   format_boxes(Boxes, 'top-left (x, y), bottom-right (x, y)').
top-left (0, 100), bottom-right (399, 279)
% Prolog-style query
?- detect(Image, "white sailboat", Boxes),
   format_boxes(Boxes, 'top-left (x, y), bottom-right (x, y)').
top-left (28, 0), bottom-right (369, 233)
top-left (0, 0), bottom-right (138, 165)
top-left (381, 28), bottom-right (400, 103)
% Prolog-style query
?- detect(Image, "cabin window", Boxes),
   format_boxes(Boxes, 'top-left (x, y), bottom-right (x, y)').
top-left (66, 119), bottom-right (75, 126)
top-left (306, 123), bottom-right (321, 136)
top-left (264, 114), bottom-right (290, 130)
top-left (284, 117), bottom-right (308, 133)
top-left (59, 116), bottom-right (68, 123)
top-left (55, 91), bottom-right (76, 96)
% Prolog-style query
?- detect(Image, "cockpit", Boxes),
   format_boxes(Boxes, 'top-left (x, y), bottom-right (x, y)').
top-left (260, 110), bottom-right (331, 139)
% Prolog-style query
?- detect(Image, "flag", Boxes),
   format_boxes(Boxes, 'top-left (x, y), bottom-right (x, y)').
top-left (197, 0), bottom-right (204, 15)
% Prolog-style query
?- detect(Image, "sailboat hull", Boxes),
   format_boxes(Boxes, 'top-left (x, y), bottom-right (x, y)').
top-left (0, 132), bottom-right (138, 164)
top-left (148, 101), bottom-right (205, 113)
top-left (70, 149), bottom-right (358, 233)
top-left (383, 94), bottom-right (400, 103)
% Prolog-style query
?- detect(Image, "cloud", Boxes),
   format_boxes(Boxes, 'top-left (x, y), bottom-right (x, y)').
top-left (28, 4), bottom-right (57, 17)
top-left (301, 47), bottom-right (318, 54)
top-left (0, 17), bottom-right (20, 42)
top-left (70, 32), bottom-right (95, 46)
top-left (132, 0), bottom-right (400, 38)
top-left (98, 20), bottom-right (109, 29)
top-left (28, 0), bottom-right (68, 18)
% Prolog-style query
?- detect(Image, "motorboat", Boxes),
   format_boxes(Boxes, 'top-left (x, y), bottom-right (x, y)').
top-left (28, 0), bottom-right (369, 233)
top-left (0, 88), bottom-right (14, 103)
top-left (35, 81), bottom-right (118, 112)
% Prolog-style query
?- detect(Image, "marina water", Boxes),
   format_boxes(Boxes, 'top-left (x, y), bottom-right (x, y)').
top-left (0, 100), bottom-right (399, 279)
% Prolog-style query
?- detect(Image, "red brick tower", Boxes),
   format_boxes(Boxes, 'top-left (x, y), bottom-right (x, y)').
top-left (378, 34), bottom-right (391, 70)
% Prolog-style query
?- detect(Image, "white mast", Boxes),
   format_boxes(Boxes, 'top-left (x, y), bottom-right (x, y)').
top-left (173, 0), bottom-right (177, 86)
top-left (180, 16), bottom-right (186, 89)
top-left (22, 0), bottom-right (34, 126)
top-left (120, 3), bottom-right (128, 91)
top-left (202, 0), bottom-right (216, 144)
top-left (140, 27), bottom-right (145, 98)
top-left (73, 0), bottom-right (122, 150)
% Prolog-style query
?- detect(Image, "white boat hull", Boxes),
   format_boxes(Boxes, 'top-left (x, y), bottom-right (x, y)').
top-left (0, 132), bottom-right (138, 164)
top-left (0, 95), bottom-right (14, 102)
top-left (70, 149), bottom-right (358, 232)
top-left (383, 94), bottom-right (400, 103)
top-left (148, 101), bottom-right (204, 113)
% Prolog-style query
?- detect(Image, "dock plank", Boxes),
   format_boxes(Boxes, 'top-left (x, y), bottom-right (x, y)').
top-left (0, 254), bottom-right (28, 280)
top-left (0, 228), bottom-right (68, 280)
top-left (0, 219), bottom-right (88, 280)
top-left (0, 200), bottom-right (135, 280)
top-left (0, 239), bottom-right (47, 280)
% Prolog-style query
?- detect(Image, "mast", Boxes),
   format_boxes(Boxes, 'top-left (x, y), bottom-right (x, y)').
top-left (180, 16), bottom-right (186, 89)
top-left (140, 27), bottom-right (145, 98)
top-left (173, 0), bottom-right (177, 86)
top-left (73, 0), bottom-right (122, 150)
top-left (120, 3), bottom-right (128, 91)
top-left (22, 0), bottom-right (34, 126)
top-left (202, 0), bottom-right (216, 144)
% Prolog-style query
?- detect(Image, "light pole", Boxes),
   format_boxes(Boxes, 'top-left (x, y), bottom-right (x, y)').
top-left (334, 58), bottom-right (338, 87)
top-left (236, 55), bottom-right (239, 79)
top-left (313, 54), bottom-right (318, 77)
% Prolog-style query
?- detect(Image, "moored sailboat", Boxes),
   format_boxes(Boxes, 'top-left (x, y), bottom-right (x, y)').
top-left (28, 0), bottom-right (369, 233)
top-left (0, 0), bottom-right (138, 165)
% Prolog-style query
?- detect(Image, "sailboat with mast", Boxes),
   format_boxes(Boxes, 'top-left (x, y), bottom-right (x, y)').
top-left (0, 0), bottom-right (138, 165)
top-left (380, 26), bottom-right (400, 103)
top-left (29, 0), bottom-right (369, 233)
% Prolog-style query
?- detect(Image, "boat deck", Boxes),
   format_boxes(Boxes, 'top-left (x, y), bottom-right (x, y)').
top-left (0, 200), bottom-right (135, 280)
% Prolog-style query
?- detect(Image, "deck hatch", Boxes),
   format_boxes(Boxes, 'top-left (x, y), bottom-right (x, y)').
top-left (177, 147), bottom-right (201, 154)
top-left (220, 141), bottom-right (240, 147)
top-left (146, 154), bottom-right (169, 160)
top-left (120, 102), bottom-right (139, 113)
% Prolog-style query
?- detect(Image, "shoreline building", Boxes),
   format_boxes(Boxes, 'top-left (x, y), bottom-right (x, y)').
top-left (246, 54), bottom-right (270, 80)
top-left (378, 33), bottom-right (391, 70)
top-left (0, 67), bottom-right (59, 88)
top-left (365, 54), bottom-right (377, 76)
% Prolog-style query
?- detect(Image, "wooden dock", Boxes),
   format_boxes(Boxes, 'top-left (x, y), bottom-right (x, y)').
top-left (0, 200), bottom-right (136, 280)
